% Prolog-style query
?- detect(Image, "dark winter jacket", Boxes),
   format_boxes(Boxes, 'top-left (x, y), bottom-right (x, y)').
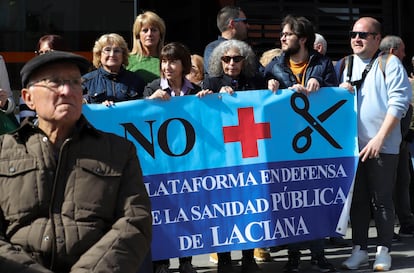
top-left (202, 73), bottom-right (265, 93)
top-left (0, 116), bottom-right (152, 273)
top-left (264, 50), bottom-right (338, 88)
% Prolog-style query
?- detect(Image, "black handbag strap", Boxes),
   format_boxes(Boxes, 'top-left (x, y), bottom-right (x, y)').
top-left (346, 51), bottom-right (379, 90)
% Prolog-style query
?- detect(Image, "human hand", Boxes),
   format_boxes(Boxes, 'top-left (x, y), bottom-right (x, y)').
top-left (195, 89), bottom-right (213, 98)
top-left (149, 89), bottom-right (171, 100)
top-left (359, 135), bottom-right (384, 162)
top-left (219, 86), bottom-right (235, 95)
top-left (305, 78), bottom-right (320, 93)
top-left (339, 82), bottom-right (355, 94)
top-left (267, 79), bottom-right (280, 92)
top-left (409, 72), bottom-right (414, 83)
top-left (101, 100), bottom-right (114, 107)
top-left (288, 83), bottom-right (307, 93)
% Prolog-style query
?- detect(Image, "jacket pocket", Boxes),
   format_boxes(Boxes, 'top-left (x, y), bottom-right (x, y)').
top-left (89, 90), bottom-right (107, 103)
top-left (73, 158), bottom-right (122, 220)
top-left (0, 158), bottom-right (37, 177)
top-left (0, 157), bottom-right (39, 217)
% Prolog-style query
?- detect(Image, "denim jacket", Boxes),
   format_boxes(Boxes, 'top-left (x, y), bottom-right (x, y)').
top-left (82, 66), bottom-right (145, 103)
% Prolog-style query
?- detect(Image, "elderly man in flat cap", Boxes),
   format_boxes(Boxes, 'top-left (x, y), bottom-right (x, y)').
top-left (0, 51), bottom-right (152, 273)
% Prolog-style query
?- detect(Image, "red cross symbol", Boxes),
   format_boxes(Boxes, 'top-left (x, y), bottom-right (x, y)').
top-left (222, 107), bottom-right (271, 158)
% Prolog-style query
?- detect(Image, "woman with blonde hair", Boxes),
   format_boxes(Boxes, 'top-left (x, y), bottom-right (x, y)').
top-left (127, 11), bottom-right (166, 84)
top-left (82, 33), bottom-right (144, 105)
top-left (259, 48), bottom-right (282, 67)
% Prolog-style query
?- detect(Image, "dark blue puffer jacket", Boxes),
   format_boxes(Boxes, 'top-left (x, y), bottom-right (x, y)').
top-left (263, 50), bottom-right (338, 88)
top-left (82, 66), bottom-right (145, 103)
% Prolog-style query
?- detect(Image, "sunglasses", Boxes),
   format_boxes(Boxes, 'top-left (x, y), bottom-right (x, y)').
top-left (221, 55), bottom-right (245, 63)
top-left (349, 31), bottom-right (377, 39)
top-left (233, 18), bottom-right (248, 24)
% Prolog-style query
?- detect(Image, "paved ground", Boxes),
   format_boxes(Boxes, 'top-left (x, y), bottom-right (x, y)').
top-left (168, 224), bottom-right (414, 273)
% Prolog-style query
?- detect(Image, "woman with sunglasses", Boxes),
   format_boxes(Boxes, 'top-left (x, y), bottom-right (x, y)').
top-left (203, 39), bottom-right (264, 96)
top-left (82, 33), bottom-right (145, 106)
top-left (202, 39), bottom-right (264, 273)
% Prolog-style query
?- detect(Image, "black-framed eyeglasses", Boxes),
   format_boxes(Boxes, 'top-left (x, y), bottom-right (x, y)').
top-left (233, 18), bottom-right (248, 24)
top-left (349, 31), bottom-right (377, 39)
top-left (221, 55), bottom-right (245, 63)
top-left (102, 47), bottom-right (123, 55)
top-left (34, 49), bottom-right (54, 55)
top-left (27, 77), bottom-right (82, 92)
top-left (280, 32), bottom-right (296, 38)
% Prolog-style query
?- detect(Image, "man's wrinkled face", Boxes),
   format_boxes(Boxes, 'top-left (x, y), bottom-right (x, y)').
top-left (22, 62), bottom-right (83, 127)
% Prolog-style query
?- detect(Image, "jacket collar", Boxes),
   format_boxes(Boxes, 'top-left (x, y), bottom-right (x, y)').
top-left (16, 115), bottom-right (99, 142)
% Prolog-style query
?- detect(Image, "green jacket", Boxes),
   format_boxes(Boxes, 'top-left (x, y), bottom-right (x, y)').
top-left (0, 116), bottom-right (152, 273)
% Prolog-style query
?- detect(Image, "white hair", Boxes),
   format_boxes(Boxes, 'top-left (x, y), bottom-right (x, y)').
top-left (314, 33), bottom-right (327, 55)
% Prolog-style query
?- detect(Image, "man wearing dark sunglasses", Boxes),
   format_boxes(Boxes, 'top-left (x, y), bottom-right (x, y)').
top-left (203, 5), bottom-right (249, 74)
top-left (337, 17), bottom-right (412, 272)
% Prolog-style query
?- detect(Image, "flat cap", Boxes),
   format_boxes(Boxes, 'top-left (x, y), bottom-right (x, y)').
top-left (20, 51), bottom-right (90, 87)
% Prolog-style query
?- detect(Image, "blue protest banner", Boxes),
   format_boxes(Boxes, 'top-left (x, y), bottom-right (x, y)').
top-left (83, 87), bottom-right (358, 260)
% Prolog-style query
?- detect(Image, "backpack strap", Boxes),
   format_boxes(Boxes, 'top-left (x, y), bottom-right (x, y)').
top-left (378, 53), bottom-right (393, 78)
top-left (378, 53), bottom-right (413, 137)
top-left (338, 55), bottom-right (352, 83)
top-left (346, 55), bottom-right (353, 83)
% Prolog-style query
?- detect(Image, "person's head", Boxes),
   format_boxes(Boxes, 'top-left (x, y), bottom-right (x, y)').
top-left (379, 35), bottom-right (406, 61)
top-left (20, 51), bottom-right (90, 129)
top-left (216, 6), bottom-right (249, 41)
top-left (186, 54), bottom-right (204, 84)
top-left (259, 48), bottom-right (282, 67)
top-left (36, 34), bottom-right (68, 55)
top-left (159, 42), bottom-right (192, 81)
top-left (92, 33), bottom-right (129, 72)
top-left (280, 15), bottom-right (315, 55)
top-left (208, 39), bottom-right (256, 79)
top-left (131, 11), bottom-right (166, 57)
top-left (314, 33), bottom-right (327, 55)
top-left (350, 17), bottom-right (382, 59)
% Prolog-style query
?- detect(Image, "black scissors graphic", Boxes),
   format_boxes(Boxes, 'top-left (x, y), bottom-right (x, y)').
top-left (290, 92), bottom-right (347, 153)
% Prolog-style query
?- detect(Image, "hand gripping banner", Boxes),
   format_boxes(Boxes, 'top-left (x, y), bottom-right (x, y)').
top-left (83, 87), bottom-right (358, 260)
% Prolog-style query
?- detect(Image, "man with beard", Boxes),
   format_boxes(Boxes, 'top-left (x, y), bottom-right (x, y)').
top-left (264, 15), bottom-right (337, 94)
top-left (264, 15), bottom-right (338, 273)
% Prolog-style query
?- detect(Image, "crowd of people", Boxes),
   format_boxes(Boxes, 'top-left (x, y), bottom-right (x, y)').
top-left (0, 4), bottom-right (414, 273)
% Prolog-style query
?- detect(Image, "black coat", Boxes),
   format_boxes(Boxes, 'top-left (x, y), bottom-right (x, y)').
top-left (202, 73), bottom-right (265, 93)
